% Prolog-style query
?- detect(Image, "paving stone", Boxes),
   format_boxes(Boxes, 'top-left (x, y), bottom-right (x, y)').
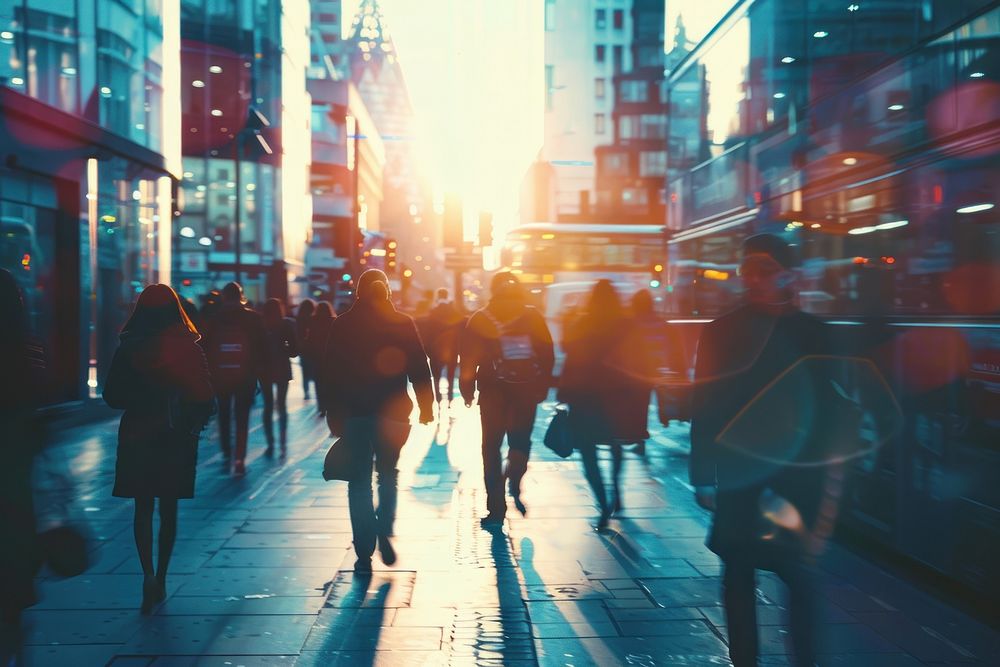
top-left (22, 645), bottom-right (119, 667)
top-left (617, 619), bottom-right (715, 637)
top-left (203, 548), bottom-right (346, 569)
top-left (120, 615), bottom-right (314, 655)
top-left (22, 609), bottom-right (141, 645)
top-left (530, 621), bottom-right (619, 638)
top-left (155, 596), bottom-right (323, 616)
top-left (303, 625), bottom-right (442, 652)
top-left (176, 568), bottom-right (332, 597)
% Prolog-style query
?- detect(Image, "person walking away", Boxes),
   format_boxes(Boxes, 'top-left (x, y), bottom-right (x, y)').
top-left (320, 270), bottom-right (434, 573)
top-left (424, 288), bottom-right (463, 404)
top-left (460, 272), bottom-right (554, 528)
top-left (306, 301), bottom-right (336, 417)
top-left (103, 284), bottom-right (214, 614)
top-left (0, 269), bottom-right (45, 664)
top-left (558, 280), bottom-right (634, 529)
top-left (690, 233), bottom-right (835, 667)
top-left (296, 299), bottom-right (316, 398)
top-left (261, 298), bottom-right (299, 457)
top-left (622, 289), bottom-right (687, 455)
top-left (202, 282), bottom-right (266, 475)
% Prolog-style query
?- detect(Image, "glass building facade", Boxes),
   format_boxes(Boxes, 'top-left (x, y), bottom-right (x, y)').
top-left (0, 0), bottom-right (179, 403)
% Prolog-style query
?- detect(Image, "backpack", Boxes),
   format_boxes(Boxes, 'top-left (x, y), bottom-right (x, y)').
top-left (211, 316), bottom-right (253, 388)
top-left (482, 309), bottom-right (542, 384)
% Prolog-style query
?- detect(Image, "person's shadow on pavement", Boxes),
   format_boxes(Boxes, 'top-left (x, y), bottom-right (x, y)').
top-left (309, 577), bottom-right (392, 665)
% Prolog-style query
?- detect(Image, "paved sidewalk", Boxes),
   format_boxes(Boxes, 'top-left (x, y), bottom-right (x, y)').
top-left (22, 385), bottom-right (999, 666)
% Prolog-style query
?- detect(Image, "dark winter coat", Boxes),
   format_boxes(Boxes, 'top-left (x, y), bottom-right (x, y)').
top-left (201, 304), bottom-right (267, 393)
top-left (104, 326), bottom-right (214, 499)
top-left (321, 298), bottom-right (434, 425)
top-left (558, 313), bottom-right (637, 442)
top-left (305, 315), bottom-right (335, 375)
top-left (617, 315), bottom-right (688, 441)
top-left (460, 298), bottom-right (554, 405)
top-left (421, 302), bottom-right (463, 365)
top-left (262, 316), bottom-right (299, 383)
top-left (689, 302), bottom-right (830, 557)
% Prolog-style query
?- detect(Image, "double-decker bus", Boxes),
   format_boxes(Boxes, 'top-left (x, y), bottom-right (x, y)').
top-left (498, 222), bottom-right (667, 340)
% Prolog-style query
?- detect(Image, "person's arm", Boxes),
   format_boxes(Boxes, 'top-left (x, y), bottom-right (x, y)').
top-left (689, 325), bottom-right (719, 508)
top-left (459, 313), bottom-right (484, 406)
top-left (406, 319), bottom-right (435, 422)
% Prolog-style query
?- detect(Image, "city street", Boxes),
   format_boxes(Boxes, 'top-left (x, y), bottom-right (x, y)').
top-left (23, 384), bottom-right (1000, 666)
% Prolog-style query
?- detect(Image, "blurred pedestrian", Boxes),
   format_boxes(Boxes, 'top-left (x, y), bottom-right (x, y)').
top-left (690, 233), bottom-right (832, 667)
top-left (306, 301), bottom-right (336, 417)
top-left (0, 269), bottom-right (43, 664)
top-left (321, 270), bottom-right (434, 573)
top-left (558, 280), bottom-right (634, 529)
top-left (422, 288), bottom-right (463, 404)
top-left (201, 282), bottom-right (266, 475)
top-left (296, 299), bottom-right (316, 398)
top-left (461, 272), bottom-right (554, 528)
top-left (103, 284), bottom-right (214, 614)
top-left (261, 298), bottom-right (299, 457)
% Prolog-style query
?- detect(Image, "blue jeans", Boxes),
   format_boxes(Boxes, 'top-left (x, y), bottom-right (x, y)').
top-left (345, 417), bottom-right (406, 560)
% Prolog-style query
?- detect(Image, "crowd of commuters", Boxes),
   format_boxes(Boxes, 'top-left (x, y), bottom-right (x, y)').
top-left (0, 232), bottom-right (852, 667)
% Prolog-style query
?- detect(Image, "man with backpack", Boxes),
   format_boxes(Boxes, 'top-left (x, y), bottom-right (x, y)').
top-left (460, 272), bottom-right (554, 528)
top-left (202, 282), bottom-right (266, 475)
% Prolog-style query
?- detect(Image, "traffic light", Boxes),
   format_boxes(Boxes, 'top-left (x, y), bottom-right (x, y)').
top-left (386, 238), bottom-right (398, 274)
top-left (650, 263), bottom-right (664, 288)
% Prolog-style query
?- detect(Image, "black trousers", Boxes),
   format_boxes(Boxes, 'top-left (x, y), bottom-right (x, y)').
top-left (722, 549), bottom-right (818, 667)
top-left (217, 385), bottom-right (255, 461)
top-left (345, 417), bottom-right (405, 560)
top-left (478, 390), bottom-right (537, 519)
top-left (261, 380), bottom-right (289, 447)
top-left (430, 357), bottom-right (457, 402)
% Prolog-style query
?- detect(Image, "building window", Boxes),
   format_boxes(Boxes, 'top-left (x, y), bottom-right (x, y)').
top-left (545, 0), bottom-right (556, 31)
top-left (595, 77), bottom-right (605, 100)
top-left (613, 9), bottom-right (624, 30)
top-left (595, 9), bottom-right (607, 30)
top-left (640, 151), bottom-right (667, 177)
top-left (545, 65), bottom-right (555, 110)
top-left (613, 45), bottom-right (624, 73)
top-left (621, 80), bottom-right (648, 103)
top-left (595, 44), bottom-right (606, 64)
top-left (595, 113), bottom-right (606, 135)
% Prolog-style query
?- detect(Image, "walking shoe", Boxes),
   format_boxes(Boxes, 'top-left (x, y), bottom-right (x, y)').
top-left (264, 445), bottom-right (275, 458)
top-left (479, 515), bottom-right (504, 530)
top-left (354, 558), bottom-right (373, 574)
top-left (634, 441), bottom-right (646, 456)
top-left (234, 460), bottom-right (246, 476)
top-left (377, 535), bottom-right (397, 566)
top-left (596, 507), bottom-right (612, 530)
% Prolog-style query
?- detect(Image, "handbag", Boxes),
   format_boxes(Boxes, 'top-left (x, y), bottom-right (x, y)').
top-left (543, 405), bottom-right (574, 458)
top-left (322, 436), bottom-right (361, 481)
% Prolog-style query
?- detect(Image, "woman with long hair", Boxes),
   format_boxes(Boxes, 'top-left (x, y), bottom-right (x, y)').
top-left (104, 284), bottom-right (214, 613)
top-left (261, 298), bottom-right (299, 456)
top-left (558, 280), bottom-right (634, 529)
top-left (295, 299), bottom-right (316, 398)
top-left (305, 301), bottom-right (336, 417)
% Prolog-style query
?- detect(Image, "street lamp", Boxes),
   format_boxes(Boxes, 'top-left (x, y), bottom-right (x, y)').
top-left (233, 106), bottom-right (272, 283)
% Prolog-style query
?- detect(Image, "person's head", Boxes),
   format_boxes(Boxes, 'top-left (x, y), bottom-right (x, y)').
top-left (220, 281), bottom-right (246, 306)
top-left (490, 271), bottom-right (524, 302)
top-left (314, 300), bottom-right (335, 320)
top-left (631, 289), bottom-right (654, 318)
top-left (740, 234), bottom-right (797, 306)
top-left (123, 284), bottom-right (198, 338)
top-left (297, 299), bottom-right (315, 319)
top-left (262, 298), bottom-right (284, 328)
top-left (357, 269), bottom-right (391, 303)
top-left (435, 288), bottom-right (449, 304)
top-left (586, 279), bottom-right (623, 320)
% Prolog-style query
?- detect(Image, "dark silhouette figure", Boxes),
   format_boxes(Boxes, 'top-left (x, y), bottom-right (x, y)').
top-left (296, 299), bottom-right (316, 398)
top-left (261, 298), bottom-right (299, 456)
top-left (622, 289), bottom-right (688, 455)
top-left (421, 288), bottom-right (464, 404)
top-left (690, 234), bottom-right (831, 667)
top-left (103, 284), bottom-right (214, 614)
top-left (201, 282), bottom-right (266, 475)
top-left (0, 269), bottom-right (43, 664)
top-left (461, 272), bottom-right (554, 528)
top-left (306, 301), bottom-right (336, 416)
top-left (559, 280), bottom-right (634, 529)
top-left (320, 270), bottom-right (434, 572)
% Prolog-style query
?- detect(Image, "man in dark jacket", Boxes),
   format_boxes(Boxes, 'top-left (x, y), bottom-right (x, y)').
top-left (202, 282), bottom-right (266, 475)
top-left (422, 288), bottom-right (464, 404)
top-left (461, 272), bottom-right (554, 528)
top-left (690, 234), bottom-right (835, 667)
top-left (321, 269), bottom-right (434, 572)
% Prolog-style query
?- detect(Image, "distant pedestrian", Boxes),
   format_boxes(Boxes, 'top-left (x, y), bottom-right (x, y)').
top-left (202, 282), bottom-right (266, 475)
top-left (261, 298), bottom-right (299, 457)
top-left (422, 288), bottom-right (463, 404)
top-left (103, 284), bottom-right (214, 614)
top-left (558, 280), bottom-right (634, 529)
top-left (461, 272), bottom-right (554, 528)
top-left (690, 234), bottom-right (833, 667)
top-left (296, 299), bottom-right (316, 398)
top-left (0, 269), bottom-right (44, 663)
top-left (321, 270), bottom-right (434, 573)
top-left (306, 301), bottom-right (336, 416)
